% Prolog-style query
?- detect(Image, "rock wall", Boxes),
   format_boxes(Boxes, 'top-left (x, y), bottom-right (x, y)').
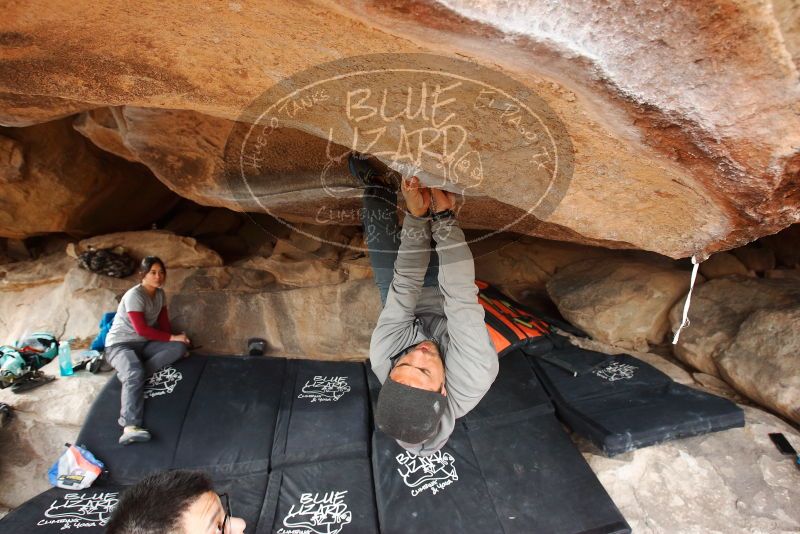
top-left (0, 118), bottom-right (178, 238)
top-left (0, 224), bottom-right (380, 360)
top-left (0, 0), bottom-right (797, 257)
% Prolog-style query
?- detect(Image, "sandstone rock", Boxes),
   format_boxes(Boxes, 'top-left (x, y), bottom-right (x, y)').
top-left (287, 229), bottom-right (324, 254)
top-left (74, 230), bottom-right (222, 269)
top-left (0, 253), bottom-right (73, 290)
top-left (341, 232), bottom-right (367, 261)
top-left (0, 91), bottom-right (93, 127)
top-left (0, 135), bottom-right (23, 183)
top-left (732, 245), bottom-right (776, 273)
top-left (240, 254), bottom-right (345, 288)
top-left (587, 405), bottom-right (800, 533)
top-left (192, 208), bottom-right (243, 237)
top-left (0, 359), bottom-right (110, 428)
top-left (717, 306), bottom-right (800, 424)
top-left (271, 235), bottom-right (339, 262)
top-left (90, 107), bottom-right (359, 216)
top-left (0, 417), bottom-right (82, 508)
top-left (473, 235), bottom-right (620, 298)
top-left (760, 224), bottom-right (800, 267)
top-left (3, 244), bottom-right (374, 353)
top-left (691, 372), bottom-right (746, 403)
top-left (3, 1), bottom-right (796, 257)
top-left (765, 268), bottom-right (800, 280)
top-left (546, 257), bottom-right (690, 351)
top-left (699, 252), bottom-right (749, 280)
top-left (76, 105), bottom-right (668, 254)
top-left (72, 107), bottom-right (137, 161)
top-left (163, 207), bottom-right (206, 236)
top-left (0, 267), bottom-right (124, 346)
top-left (340, 256), bottom-right (374, 282)
top-left (0, 118), bottom-right (178, 239)
top-left (0, 258), bottom-right (377, 358)
top-left (200, 235), bottom-right (250, 261)
top-left (237, 217), bottom-right (277, 257)
top-left (30, 234), bottom-right (72, 257)
top-left (669, 276), bottom-right (800, 376)
top-left (168, 279), bottom-right (379, 358)
top-left (5, 238), bottom-right (30, 261)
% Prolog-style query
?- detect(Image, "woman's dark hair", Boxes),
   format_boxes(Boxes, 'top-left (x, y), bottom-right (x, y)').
top-left (139, 256), bottom-right (166, 277)
top-left (106, 470), bottom-right (213, 534)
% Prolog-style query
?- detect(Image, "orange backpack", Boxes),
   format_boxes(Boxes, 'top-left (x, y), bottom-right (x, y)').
top-left (476, 280), bottom-right (554, 356)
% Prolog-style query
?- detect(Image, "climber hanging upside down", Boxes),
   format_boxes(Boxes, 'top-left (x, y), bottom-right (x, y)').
top-left (349, 153), bottom-right (499, 456)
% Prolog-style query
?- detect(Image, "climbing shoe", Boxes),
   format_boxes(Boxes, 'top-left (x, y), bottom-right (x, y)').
top-left (87, 356), bottom-right (112, 374)
top-left (10, 371), bottom-right (55, 394)
top-left (348, 152), bottom-right (401, 190)
top-left (119, 426), bottom-right (151, 445)
top-left (0, 402), bottom-right (11, 428)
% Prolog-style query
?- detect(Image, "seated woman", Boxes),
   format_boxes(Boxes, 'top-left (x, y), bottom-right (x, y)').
top-left (104, 256), bottom-right (191, 445)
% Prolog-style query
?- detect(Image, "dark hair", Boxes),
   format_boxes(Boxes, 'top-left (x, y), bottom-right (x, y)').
top-left (105, 470), bottom-right (213, 534)
top-left (139, 256), bottom-right (166, 276)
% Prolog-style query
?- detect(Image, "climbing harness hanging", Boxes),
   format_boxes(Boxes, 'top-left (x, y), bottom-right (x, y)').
top-left (672, 255), bottom-right (701, 344)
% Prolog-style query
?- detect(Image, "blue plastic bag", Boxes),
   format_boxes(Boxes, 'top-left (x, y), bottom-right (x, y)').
top-left (90, 312), bottom-right (116, 352)
top-left (48, 444), bottom-right (105, 490)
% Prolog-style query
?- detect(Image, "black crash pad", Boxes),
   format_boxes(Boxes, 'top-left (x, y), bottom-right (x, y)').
top-left (0, 485), bottom-right (125, 533)
top-left (213, 472), bottom-right (271, 530)
top-left (469, 416), bottom-right (630, 534)
top-left (372, 427), bottom-right (504, 534)
top-left (75, 355), bottom-right (286, 484)
top-left (529, 346), bottom-right (745, 456)
top-left (0, 477), bottom-right (270, 533)
top-left (372, 351), bottom-right (630, 534)
top-left (462, 349), bottom-right (553, 429)
top-left (271, 359), bottom-right (369, 468)
top-left (259, 457), bottom-right (378, 533)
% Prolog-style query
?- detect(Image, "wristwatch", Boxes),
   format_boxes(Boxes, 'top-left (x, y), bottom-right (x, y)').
top-left (430, 209), bottom-right (455, 221)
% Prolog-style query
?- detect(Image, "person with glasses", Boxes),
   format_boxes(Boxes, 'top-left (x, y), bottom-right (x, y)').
top-left (350, 154), bottom-right (499, 457)
top-left (104, 256), bottom-right (192, 445)
top-left (105, 470), bottom-right (246, 534)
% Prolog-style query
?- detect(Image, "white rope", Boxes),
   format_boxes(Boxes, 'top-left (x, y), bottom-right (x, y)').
top-left (672, 255), bottom-right (700, 344)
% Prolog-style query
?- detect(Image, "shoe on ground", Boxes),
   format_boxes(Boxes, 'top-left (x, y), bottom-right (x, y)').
top-left (247, 337), bottom-right (267, 356)
top-left (119, 426), bottom-right (151, 445)
top-left (88, 356), bottom-right (112, 374)
top-left (10, 372), bottom-right (55, 394)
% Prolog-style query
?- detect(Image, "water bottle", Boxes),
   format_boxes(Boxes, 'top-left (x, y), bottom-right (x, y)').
top-left (58, 340), bottom-right (73, 377)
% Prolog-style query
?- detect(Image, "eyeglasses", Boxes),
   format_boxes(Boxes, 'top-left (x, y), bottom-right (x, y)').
top-left (216, 493), bottom-right (231, 534)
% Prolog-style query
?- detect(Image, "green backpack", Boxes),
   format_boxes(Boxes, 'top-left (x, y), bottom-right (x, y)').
top-left (0, 346), bottom-right (27, 387)
top-left (16, 332), bottom-right (59, 368)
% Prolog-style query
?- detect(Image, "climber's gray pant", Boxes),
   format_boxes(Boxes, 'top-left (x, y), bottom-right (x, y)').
top-left (362, 184), bottom-right (439, 306)
top-left (105, 341), bottom-right (187, 427)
